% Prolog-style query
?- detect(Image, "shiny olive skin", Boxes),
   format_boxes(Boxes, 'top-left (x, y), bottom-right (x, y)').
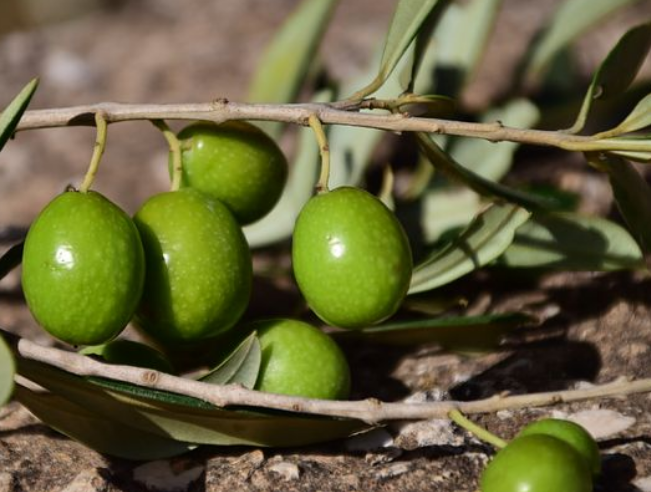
top-left (292, 187), bottom-right (412, 328)
top-left (21, 191), bottom-right (144, 346)
top-left (80, 339), bottom-right (174, 373)
top-left (134, 188), bottom-right (252, 344)
top-left (517, 418), bottom-right (601, 477)
top-left (252, 319), bottom-right (350, 400)
top-left (177, 121), bottom-right (288, 225)
top-left (481, 435), bottom-right (592, 492)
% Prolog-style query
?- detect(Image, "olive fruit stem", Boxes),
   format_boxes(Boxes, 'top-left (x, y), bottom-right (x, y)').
top-left (448, 409), bottom-right (508, 449)
top-left (78, 112), bottom-right (108, 193)
top-left (151, 119), bottom-right (183, 192)
top-left (10, 332), bottom-right (651, 424)
top-left (308, 114), bottom-right (331, 194)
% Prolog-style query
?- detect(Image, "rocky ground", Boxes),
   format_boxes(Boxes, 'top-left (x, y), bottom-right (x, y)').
top-left (1, 1), bottom-right (651, 491)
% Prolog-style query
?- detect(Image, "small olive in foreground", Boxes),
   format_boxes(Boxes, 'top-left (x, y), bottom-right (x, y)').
top-left (480, 434), bottom-right (592, 492)
top-left (252, 319), bottom-right (350, 400)
top-left (518, 418), bottom-right (601, 477)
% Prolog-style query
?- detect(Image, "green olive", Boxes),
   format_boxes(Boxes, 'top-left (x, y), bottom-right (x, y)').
top-left (176, 121), bottom-right (288, 225)
top-left (134, 188), bottom-right (252, 344)
top-left (80, 339), bottom-right (174, 373)
top-left (517, 418), bottom-right (601, 477)
top-left (21, 191), bottom-right (144, 346)
top-left (481, 434), bottom-right (592, 492)
top-left (292, 187), bottom-right (412, 328)
top-left (252, 319), bottom-right (350, 400)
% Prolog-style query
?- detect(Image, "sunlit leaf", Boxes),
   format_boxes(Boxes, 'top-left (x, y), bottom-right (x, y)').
top-left (429, 0), bottom-right (503, 95)
top-left (0, 335), bottom-right (15, 406)
top-left (350, 0), bottom-right (451, 99)
top-left (18, 359), bottom-right (369, 448)
top-left (420, 188), bottom-right (482, 244)
top-left (15, 384), bottom-right (195, 460)
top-left (244, 89), bottom-right (332, 247)
top-left (409, 202), bottom-right (531, 294)
top-left (0, 241), bottom-right (23, 281)
top-left (247, 0), bottom-right (338, 137)
top-left (523, 0), bottom-right (641, 82)
top-left (200, 331), bottom-right (261, 389)
top-left (417, 133), bottom-right (558, 210)
top-left (500, 212), bottom-right (644, 270)
top-left (333, 312), bottom-right (533, 351)
top-left (0, 78), bottom-right (38, 152)
top-left (587, 152), bottom-right (651, 258)
top-left (450, 99), bottom-right (540, 182)
top-left (568, 22), bottom-right (651, 134)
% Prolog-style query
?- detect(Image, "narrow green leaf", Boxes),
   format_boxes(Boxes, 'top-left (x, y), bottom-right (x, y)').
top-left (420, 188), bottom-right (482, 244)
top-left (409, 202), bottom-right (531, 294)
top-left (0, 241), bottom-right (23, 281)
top-left (429, 0), bottom-right (503, 95)
top-left (350, 0), bottom-right (451, 99)
top-left (200, 331), bottom-right (261, 389)
top-left (450, 99), bottom-right (540, 182)
top-left (15, 385), bottom-right (195, 460)
top-left (247, 0), bottom-right (338, 137)
top-left (18, 359), bottom-right (368, 448)
top-left (417, 133), bottom-right (558, 210)
top-left (243, 89), bottom-right (332, 247)
top-left (0, 78), bottom-right (38, 152)
top-left (0, 335), bottom-right (15, 406)
top-left (500, 212), bottom-right (644, 270)
top-left (332, 312), bottom-right (532, 351)
top-left (523, 0), bottom-right (641, 82)
top-left (569, 21), bottom-right (651, 134)
top-left (587, 152), bottom-right (651, 257)
top-left (610, 92), bottom-right (651, 134)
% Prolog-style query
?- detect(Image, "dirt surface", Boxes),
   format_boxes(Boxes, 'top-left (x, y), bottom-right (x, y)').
top-left (2, 1), bottom-right (651, 491)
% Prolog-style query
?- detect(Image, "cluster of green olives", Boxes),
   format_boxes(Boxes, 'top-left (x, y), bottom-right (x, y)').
top-left (481, 418), bottom-right (600, 492)
top-left (20, 119), bottom-right (413, 400)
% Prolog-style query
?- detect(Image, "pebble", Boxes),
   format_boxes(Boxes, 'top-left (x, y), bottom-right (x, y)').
top-left (59, 469), bottom-right (108, 492)
top-left (634, 476), bottom-right (651, 492)
top-left (132, 460), bottom-right (204, 492)
top-left (567, 409), bottom-right (636, 439)
top-left (267, 462), bottom-right (300, 481)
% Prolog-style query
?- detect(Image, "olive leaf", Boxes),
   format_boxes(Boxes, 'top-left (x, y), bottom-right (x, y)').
top-left (17, 358), bottom-right (368, 449)
top-left (0, 335), bottom-right (15, 406)
top-left (416, 133), bottom-right (558, 211)
top-left (522, 0), bottom-right (640, 83)
top-left (0, 78), bottom-right (38, 152)
top-left (199, 331), bottom-right (261, 389)
top-left (0, 241), bottom-right (23, 281)
top-left (243, 89), bottom-right (332, 248)
top-left (586, 152), bottom-right (651, 259)
top-left (499, 212), bottom-right (644, 271)
top-left (332, 312), bottom-right (533, 351)
top-left (247, 0), bottom-right (339, 138)
top-left (15, 384), bottom-right (195, 460)
top-left (425, 0), bottom-right (503, 96)
top-left (349, 0), bottom-right (451, 99)
top-left (608, 92), bottom-right (651, 135)
top-left (409, 202), bottom-right (531, 294)
top-left (567, 21), bottom-right (651, 134)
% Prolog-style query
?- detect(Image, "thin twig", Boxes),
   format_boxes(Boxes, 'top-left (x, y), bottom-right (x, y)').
top-left (14, 100), bottom-right (647, 154)
top-left (11, 335), bottom-right (651, 424)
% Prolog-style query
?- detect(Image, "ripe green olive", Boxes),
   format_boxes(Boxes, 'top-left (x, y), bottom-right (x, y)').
top-left (480, 434), bottom-right (592, 492)
top-left (517, 418), bottom-right (601, 477)
top-left (292, 187), bottom-right (412, 328)
top-left (21, 191), bottom-right (144, 346)
top-left (80, 339), bottom-right (174, 373)
top-left (252, 319), bottom-right (350, 400)
top-left (134, 188), bottom-right (252, 344)
top-left (176, 121), bottom-right (288, 225)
